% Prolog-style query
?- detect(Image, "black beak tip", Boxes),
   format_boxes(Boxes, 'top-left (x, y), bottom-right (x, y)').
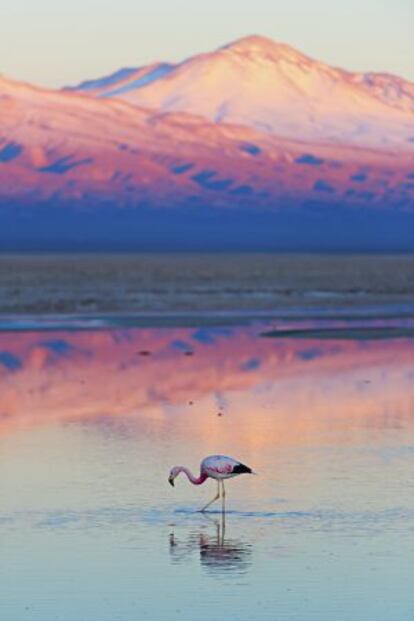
top-left (168, 478), bottom-right (174, 487)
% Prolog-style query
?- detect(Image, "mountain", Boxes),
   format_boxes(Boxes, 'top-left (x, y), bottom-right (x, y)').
top-left (1, 37), bottom-right (414, 250)
top-left (69, 35), bottom-right (414, 149)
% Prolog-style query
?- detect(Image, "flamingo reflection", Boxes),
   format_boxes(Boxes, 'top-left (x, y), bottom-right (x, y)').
top-left (169, 512), bottom-right (252, 574)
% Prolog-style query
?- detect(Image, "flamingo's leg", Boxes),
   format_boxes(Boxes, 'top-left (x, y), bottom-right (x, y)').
top-left (221, 481), bottom-right (226, 512)
top-left (219, 508), bottom-right (226, 544)
top-left (199, 480), bottom-right (220, 513)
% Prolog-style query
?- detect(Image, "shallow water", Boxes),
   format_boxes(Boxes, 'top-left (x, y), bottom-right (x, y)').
top-left (0, 320), bottom-right (413, 620)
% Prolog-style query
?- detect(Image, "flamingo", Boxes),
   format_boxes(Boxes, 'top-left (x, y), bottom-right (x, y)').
top-left (168, 454), bottom-right (254, 512)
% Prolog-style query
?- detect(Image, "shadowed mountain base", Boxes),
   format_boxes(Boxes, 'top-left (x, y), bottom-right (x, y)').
top-left (1, 202), bottom-right (414, 252)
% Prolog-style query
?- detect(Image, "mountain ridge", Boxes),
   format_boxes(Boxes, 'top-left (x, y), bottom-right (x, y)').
top-left (1, 37), bottom-right (414, 250)
top-left (68, 35), bottom-right (414, 149)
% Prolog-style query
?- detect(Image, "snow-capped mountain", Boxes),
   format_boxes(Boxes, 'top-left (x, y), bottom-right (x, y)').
top-left (69, 35), bottom-right (414, 149)
top-left (1, 36), bottom-right (414, 249)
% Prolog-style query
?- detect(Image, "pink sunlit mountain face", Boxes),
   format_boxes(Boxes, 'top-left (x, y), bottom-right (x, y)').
top-left (1, 36), bottom-right (414, 250)
top-left (69, 35), bottom-right (414, 149)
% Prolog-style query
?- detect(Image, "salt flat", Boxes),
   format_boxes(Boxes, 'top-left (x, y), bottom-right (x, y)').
top-left (1, 253), bottom-right (414, 316)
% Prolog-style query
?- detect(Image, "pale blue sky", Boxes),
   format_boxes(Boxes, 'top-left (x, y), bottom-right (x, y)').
top-left (1, 0), bottom-right (413, 87)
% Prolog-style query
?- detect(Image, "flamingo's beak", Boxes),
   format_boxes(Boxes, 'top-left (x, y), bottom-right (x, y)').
top-left (168, 476), bottom-right (175, 487)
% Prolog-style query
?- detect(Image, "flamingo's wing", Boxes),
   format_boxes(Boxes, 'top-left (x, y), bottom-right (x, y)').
top-left (232, 462), bottom-right (253, 474)
top-left (201, 455), bottom-right (252, 476)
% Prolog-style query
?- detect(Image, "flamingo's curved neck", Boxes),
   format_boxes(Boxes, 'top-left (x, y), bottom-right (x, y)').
top-left (178, 467), bottom-right (208, 486)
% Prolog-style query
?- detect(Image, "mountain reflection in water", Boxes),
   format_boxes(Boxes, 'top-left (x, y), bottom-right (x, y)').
top-left (1, 322), bottom-right (413, 447)
top-left (0, 320), bottom-right (413, 621)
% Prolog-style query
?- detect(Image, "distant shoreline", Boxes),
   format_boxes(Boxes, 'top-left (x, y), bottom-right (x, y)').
top-left (2, 253), bottom-right (414, 318)
top-left (2, 308), bottom-right (414, 334)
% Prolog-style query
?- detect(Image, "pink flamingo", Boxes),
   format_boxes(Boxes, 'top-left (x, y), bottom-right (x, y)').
top-left (168, 454), bottom-right (254, 512)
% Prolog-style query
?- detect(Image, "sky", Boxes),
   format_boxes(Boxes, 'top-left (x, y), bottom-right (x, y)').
top-left (1, 0), bottom-right (413, 87)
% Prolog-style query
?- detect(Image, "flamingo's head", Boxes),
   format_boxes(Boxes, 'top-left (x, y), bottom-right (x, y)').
top-left (168, 466), bottom-right (180, 487)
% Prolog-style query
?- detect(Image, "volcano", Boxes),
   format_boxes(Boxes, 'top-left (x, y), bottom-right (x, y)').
top-left (1, 36), bottom-right (413, 250)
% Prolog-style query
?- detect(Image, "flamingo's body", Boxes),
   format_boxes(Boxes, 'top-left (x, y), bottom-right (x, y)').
top-left (168, 454), bottom-right (253, 511)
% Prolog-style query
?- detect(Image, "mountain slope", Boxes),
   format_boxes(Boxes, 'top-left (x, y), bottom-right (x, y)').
top-left (1, 73), bottom-right (412, 210)
top-left (69, 35), bottom-right (414, 149)
top-left (1, 36), bottom-right (414, 250)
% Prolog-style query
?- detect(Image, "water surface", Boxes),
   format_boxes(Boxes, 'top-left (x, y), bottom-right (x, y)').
top-left (0, 320), bottom-right (413, 620)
